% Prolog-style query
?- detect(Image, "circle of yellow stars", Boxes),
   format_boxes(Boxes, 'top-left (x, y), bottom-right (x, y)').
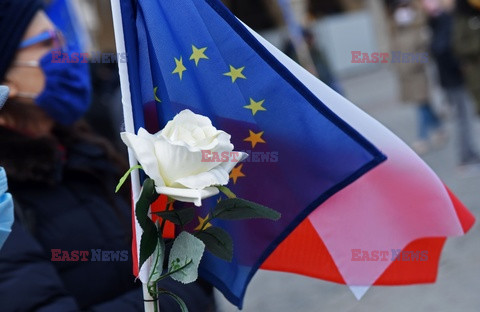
top-left (158, 43), bottom-right (272, 230)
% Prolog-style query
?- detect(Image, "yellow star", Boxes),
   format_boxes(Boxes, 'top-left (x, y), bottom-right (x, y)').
top-left (223, 65), bottom-right (246, 83)
top-left (229, 163), bottom-right (246, 184)
top-left (244, 130), bottom-right (266, 148)
top-left (172, 56), bottom-right (187, 80)
top-left (194, 214), bottom-right (212, 231)
top-left (189, 45), bottom-right (208, 66)
top-left (154, 87), bottom-right (161, 103)
top-left (244, 98), bottom-right (266, 116)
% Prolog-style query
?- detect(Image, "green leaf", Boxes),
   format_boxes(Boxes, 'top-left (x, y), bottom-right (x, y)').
top-left (195, 226), bottom-right (233, 262)
top-left (216, 185), bottom-right (237, 199)
top-left (139, 223), bottom-right (158, 270)
top-left (168, 232), bottom-right (205, 284)
top-left (213, 198), bottom-right (281, 221)
top-left (153, 207), bottom-right (195, 226)
top-left (158, 290), bottom-right (188, 312)
top-left (135, 178), bottom-right (159, 230)
top-left (115, 165), bottom-right (143, 193)
top-left (135, 178), bottom-right (160, 270)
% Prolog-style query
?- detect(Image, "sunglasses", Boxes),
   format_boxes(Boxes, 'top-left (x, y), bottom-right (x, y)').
top-left (18, 29), bottom-right (66, 50)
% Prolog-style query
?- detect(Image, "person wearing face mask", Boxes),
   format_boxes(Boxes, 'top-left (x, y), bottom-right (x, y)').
top-left (387, 0), bottom-right (446, 155)
top-left (0, 1), bottom-right (216, 311)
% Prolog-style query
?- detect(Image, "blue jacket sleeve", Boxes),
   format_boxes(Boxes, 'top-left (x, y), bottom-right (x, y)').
top-left (0, 167), bottom-right (14, 250)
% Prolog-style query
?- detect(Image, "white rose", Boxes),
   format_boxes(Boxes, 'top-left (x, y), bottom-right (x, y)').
top-left (121, 109), bottom-right (247, 206)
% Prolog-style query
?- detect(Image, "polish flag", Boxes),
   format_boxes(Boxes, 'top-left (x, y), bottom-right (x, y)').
top-left (256, 27), bottom-right (476, 298)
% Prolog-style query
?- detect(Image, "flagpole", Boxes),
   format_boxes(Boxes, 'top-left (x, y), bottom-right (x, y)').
top-left (110, 1), bottom-right (156, 311)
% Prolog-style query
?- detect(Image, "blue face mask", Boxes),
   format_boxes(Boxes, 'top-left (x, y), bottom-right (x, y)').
top-left (35, 50), bottom-right (92, 125)
top-left (15, 50), bottom-right (92, 125)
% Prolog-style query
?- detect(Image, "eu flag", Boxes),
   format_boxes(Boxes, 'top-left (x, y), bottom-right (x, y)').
top-left (118, 0), bottom-right (385, 307)
top-left (45, 0), bottom-right (88, 52)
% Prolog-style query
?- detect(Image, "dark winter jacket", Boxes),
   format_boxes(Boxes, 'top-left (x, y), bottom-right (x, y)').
top-left (0, 126), bottom-right (215, 311)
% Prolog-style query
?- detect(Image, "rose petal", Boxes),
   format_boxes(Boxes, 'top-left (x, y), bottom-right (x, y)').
top-left (155, 186), bottom-right (219, 206)
top-left (175, 152), bottom-right (248, 189)
top-left (192, 127), bottom-right (206, 141)
top-left (161, 110), bottom-right (231, 151)
top-left (153, 139), bottom-right (225, 185)
top-left (177, 109), bottom-right (212, 128)
top-left (163, 110), bottom-right (213, 139)
top-left (199, 131), bottom-right (233, 151)
top-left (137, 127), bottom-right (160, 141)
top-left (120, 131), bottom-right (165, 187)
top-left (160, 130), bottom-right (233, 154)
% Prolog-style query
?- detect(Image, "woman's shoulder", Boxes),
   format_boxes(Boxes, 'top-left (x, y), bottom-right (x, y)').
top-left (0, 124), bottom-right (125, 188)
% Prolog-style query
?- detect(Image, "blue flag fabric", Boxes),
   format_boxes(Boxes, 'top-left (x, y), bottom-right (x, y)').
top-left (45, 0), bottom-right (88, 52)
top-left (119, 0), bottom-right (386, 307)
